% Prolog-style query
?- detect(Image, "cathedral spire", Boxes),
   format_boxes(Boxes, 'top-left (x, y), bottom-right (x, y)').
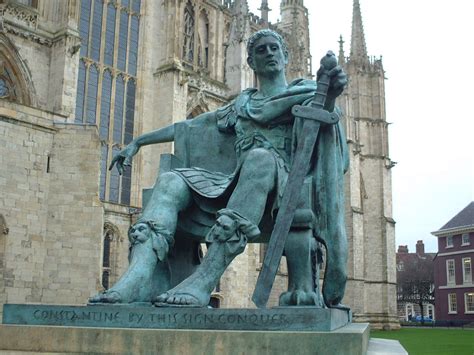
top-left (350, 0), bottom-right (368, 63)
top-left (258, 0), bottom-right (271, 23)
top-left (338, 35), bottom-right (346, 64)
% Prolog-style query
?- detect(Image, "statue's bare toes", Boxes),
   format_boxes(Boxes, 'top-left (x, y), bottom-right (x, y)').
top-left (89, 291), bottom-right (121, 304)
top-left (155, 292), bottom-right (169, 303)
top-left (154, 291), bottom-right (204, 307)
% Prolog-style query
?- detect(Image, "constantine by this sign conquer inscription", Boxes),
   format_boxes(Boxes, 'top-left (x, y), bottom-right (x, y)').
top-left (2, 304), bottom-right (351, 332)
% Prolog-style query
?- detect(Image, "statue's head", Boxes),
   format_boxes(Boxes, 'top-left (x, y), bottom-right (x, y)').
top-left (247, 29), bottom-right (288, 76)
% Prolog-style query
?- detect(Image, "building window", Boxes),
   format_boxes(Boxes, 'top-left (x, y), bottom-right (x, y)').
top-left (405, 303), bottom-right (414, 321)
top-left (198, 10), bottom-right (209, 68)
top-left (447, 259), bottom-right (455, 285)
top-left (397, 261), bottom-right (405, 272)
top-left (448, 293), bottom-right (457, 314)
top-left (0, 66), bottom-right (21, 101)
top-left (102, 229), bottom-right (112, 289)
top-left (465, 293), bottom-right (474, 313)
top-left (0, 77), bottom-right (10, 98)
top-left (182, 1), bottom-right (195, 64)
top-left (426, 304), bottom-right (434, 320)
top-left (463, 258), bottom-right (472, 284)
top-left (462, 233), bottom-right (470, 246)
top-left (101, 225), bottom-right (120, 290)
top-left (76, 0), bottom-right (141, 204)
top-left (446, 235), bottom-right (454, 248)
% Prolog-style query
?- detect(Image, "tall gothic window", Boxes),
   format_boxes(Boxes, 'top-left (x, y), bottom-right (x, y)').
top-left (75, 0), bottom-right (141, 205)
top-left (0, 77), bottom-right (10, 99)
top-left (101, 225), bottom-right (120, 290)
top-left (0, 35), bottom-right (33, 105)
top-left (182, 1), bottom-right (195, 64)
top-left (198, 10), bottom-right (209, 68)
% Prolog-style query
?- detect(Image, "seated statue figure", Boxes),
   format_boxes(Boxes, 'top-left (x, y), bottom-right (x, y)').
top-left (90, 29), bottom-right (349, 308)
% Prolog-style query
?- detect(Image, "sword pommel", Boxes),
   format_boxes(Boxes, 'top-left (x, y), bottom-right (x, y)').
top-left (321, 51), bottom-right (337, 71)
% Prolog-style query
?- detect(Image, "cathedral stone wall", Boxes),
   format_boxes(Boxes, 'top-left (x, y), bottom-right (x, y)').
top-left (0, 102), bottom-right (103, 318)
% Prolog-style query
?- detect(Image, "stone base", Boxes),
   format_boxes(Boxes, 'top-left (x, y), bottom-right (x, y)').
top-left (3, 304), bottom-right (351, 331)
top-left (367, 338), bottom-right (408, 355)
top-left (0, 323), bottom-right (369, 354)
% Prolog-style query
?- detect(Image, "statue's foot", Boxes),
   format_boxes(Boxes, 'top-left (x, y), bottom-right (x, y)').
top-left (154, 284), bottom-right (210, 307)
top-left (88, 290), bottom-right (122, 304)
top-left (279, 290), bottom-right (323, 307)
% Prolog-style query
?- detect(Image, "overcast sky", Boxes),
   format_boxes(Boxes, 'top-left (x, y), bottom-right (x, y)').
top-left (248, 0), bottom-right (474, 252)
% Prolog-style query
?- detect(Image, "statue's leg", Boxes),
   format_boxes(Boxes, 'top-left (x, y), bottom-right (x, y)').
top-left (155, 148), bottom-right (276, 306)
top-left (322, 221), bottom-right (348, 308)
top-left (226, 148), bottom-right (277, 224)
top-left (279, 228), bottom-right (323, 307)
top-left (89, 172), bottom-right (192, 304)
top-left (141, 172), bottom-right (193, 234)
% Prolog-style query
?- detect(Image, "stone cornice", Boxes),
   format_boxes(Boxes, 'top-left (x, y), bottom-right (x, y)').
top-left (0, 113), bottom-right (56, 133)
top-left (187, 73), bottom-right (229, 100)
top-left (353, 116), bottom-right (387, 125)
top-left (1, 22), bottom-right (53, 46)
top-left (0, 101), bottom-right (65, 133)
top-left (432, 225), bottom-right (474, 237)
top-left (0, 1), bottom-right (38, 27)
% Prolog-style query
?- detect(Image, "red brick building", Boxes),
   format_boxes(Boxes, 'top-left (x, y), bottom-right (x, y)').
top-left (432, 202), bottom-right (474, 325)
top-left (396, 241), bottom-right (435, 321)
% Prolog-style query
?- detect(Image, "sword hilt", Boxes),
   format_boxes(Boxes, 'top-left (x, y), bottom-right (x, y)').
top-left (311, 51), bottom-right (338, 110)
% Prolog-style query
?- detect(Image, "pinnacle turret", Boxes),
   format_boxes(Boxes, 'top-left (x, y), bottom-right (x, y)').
top-left (280, 0), bottom-right (304, 6)
top-left (338, 35), bottom-right (346, 64)
top-left (350, 0), bottom-right (368, 63)
top-left (258, 0), bottom-right (271, 22)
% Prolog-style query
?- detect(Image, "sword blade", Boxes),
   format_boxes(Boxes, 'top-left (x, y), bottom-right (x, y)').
top-left (252, 119), bottom-right (321, 308)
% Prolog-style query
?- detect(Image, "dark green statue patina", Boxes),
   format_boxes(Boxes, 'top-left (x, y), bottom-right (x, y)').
top-left (89, 29), bottom-right (349, 310)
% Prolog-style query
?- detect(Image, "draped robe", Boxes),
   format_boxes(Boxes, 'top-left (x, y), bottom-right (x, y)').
top-left (173, 78), bottom-right (349, 243)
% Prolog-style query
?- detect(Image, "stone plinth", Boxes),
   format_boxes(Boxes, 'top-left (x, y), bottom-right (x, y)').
top-left (3, 304), bottom-right (351, 332)
top-left (0, 323), bottom-right (369, 355)
top-left (1, 304), bottom-right (369, 354)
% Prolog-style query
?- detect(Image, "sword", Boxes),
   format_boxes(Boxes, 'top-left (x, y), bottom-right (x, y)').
top-left (252, 51), bottom-right (340, 308)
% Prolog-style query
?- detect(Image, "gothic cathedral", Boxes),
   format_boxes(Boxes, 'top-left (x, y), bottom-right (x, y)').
top-left (0, 0), bottom-right (397, 328)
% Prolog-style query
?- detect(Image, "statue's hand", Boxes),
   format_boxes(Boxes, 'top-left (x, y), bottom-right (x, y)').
top-left (316, 65), bottom-right (348, 101)
top-left (109, 142), bottom-right (139, 175)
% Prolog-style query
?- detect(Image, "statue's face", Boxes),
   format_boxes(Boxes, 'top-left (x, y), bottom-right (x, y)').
top-left (129, 223), bottom-right (150, 244)
top-left (210, 215), bottom-right (237, 242)
top-left (248, 35), bottom-right (287, 77)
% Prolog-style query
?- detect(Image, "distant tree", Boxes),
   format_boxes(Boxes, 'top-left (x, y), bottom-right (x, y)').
top-left (397, 255), bottom-right (434, 324)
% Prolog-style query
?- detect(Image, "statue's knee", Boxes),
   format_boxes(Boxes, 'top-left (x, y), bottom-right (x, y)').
top-left (156, 172), bottom-right (187, 196)
top-left (157, 172), bottom-right (181, 187)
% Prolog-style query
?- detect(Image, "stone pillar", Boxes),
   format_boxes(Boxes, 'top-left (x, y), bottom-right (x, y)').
top-left (42, 0), bottom-right (82, 119)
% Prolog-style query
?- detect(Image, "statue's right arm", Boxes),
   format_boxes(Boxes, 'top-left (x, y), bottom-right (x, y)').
top-left (110, 112), bottom-right (216, 175)
top-left (109, 124), bottom-right (175, 175)
top-left (134, 124), bottom-right (175, 148)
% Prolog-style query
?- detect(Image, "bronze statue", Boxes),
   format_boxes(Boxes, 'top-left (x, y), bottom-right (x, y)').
top-left (90, 29), bottom-right (349, 309)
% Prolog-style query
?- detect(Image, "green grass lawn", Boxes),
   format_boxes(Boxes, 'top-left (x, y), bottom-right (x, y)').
top-left (371, 328), bottom-right (474, 355)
